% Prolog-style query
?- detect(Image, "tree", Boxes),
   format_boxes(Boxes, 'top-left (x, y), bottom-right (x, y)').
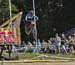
top-left (11, 0), bottom-right (64, 40)
top-left (0, 0), bottom-right (65, 41)
top-left (0, 0), bottom-right (18, 24)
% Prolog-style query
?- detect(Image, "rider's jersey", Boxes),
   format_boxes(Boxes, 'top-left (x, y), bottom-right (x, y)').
top-left (25, 12), bottom-right (38, 21)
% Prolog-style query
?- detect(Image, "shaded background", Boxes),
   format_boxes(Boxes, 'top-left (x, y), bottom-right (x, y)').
top-left (0, 0), bottom-right (75, 42)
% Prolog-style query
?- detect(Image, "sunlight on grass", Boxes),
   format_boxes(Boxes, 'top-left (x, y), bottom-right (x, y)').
top-left (2, 53), bottom-right (75, 60)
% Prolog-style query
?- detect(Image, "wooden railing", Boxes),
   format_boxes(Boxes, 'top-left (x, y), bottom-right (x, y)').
top-left (0, 12), bottom-right (22, 45)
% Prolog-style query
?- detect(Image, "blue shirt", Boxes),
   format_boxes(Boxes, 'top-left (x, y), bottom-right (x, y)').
top-left (25, 12), bottom-right (38, 21)
top-left (36, 41), bottom-right (42, 47)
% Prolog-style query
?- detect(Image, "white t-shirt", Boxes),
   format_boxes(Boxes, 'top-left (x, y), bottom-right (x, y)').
top-left (55, 37), bottom-right (61, 46)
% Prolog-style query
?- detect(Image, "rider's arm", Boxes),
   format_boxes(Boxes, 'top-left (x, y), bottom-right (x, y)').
top-left (32, 16), bottom-right (38, 21)
top-left (25, 16), bottom-right (33, 21)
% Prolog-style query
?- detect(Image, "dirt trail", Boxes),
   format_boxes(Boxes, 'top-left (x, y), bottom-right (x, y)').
top-left (0, 62), bottom-right (75, 65)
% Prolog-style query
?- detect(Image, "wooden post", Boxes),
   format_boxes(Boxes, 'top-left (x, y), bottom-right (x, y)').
top-left (16, 27), bottom-right (21, 45)
top-left (13, 28), bottom-right (17, 44)
top-left (1, 28), bottom-right (4, 44)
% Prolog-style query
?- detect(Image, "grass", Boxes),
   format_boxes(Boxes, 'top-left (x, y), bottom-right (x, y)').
top-left (19, 53), bottom-right (38, 59)
top-left (16, 53), bottom-right (75, 60)
top-left (2, 52), bottom-right (75, 60)
top-left (47, 54), bottom-right (75, 58)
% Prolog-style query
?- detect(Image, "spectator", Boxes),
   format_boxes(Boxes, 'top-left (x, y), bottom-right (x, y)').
top-left (35, 39), bottom-right (41, 47)
top-left (21, 41), bottom-right (26, 47)
top-left (28, 41), bottom-right (32, 47)
top-left (72, 33), bottom-right (75, 55)
top-left (61, 33), bottom-right (68, 54)
top-left (48, 39), bottom-right (52, 45)
top-left (32, 40), bottom-right (36, 53)
top-left (26, 41), bottom-right (33, 53)
top-left (12, 45), bottom-right (19, 58)
top-left (41, 40), bottom-right (49, 53)
top-left (67, 36), bottom-right (73, 54)
top-left (55, 33), bottom-right (61, 54)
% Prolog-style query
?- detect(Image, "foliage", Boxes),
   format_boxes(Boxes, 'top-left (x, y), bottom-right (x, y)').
top-left (0, 0), bottom-right (74, 41)
top-left (0, 0), bottom-right (18, 24)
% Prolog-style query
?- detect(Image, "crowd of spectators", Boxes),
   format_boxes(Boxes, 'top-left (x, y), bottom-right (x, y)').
top-left (19, 33), bottom-right (75, 55)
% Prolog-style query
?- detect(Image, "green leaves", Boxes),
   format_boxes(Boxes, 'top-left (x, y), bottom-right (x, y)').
top-left (0, 0), bottom-right (68, 40)
top-left (0, 0), bottom-right (19, 23)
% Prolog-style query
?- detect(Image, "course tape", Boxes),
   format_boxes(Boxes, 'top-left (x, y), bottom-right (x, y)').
top-left (0, 59), bottom-right (70, 63)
